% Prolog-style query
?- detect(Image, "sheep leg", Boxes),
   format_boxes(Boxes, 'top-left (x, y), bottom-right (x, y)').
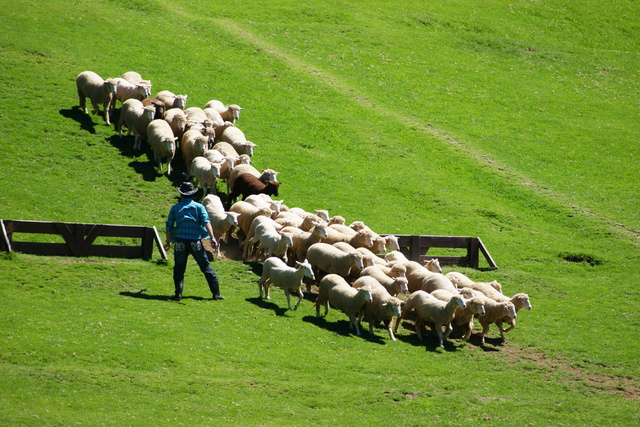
top-left (385, 320), bottom-right (396, 341)
top-left (442, 322), bottom-right (453, 340)
top-left (293, 288), bottom-right (303, 310)
top-left (462, 320), bottom-right (473, 341)
top-left (348, 314), bottom-right (361, 336)
top-left (284, 290), bottom-right (293, 311)
top-left (90, 99), bottom-right (100, 116)
top-left (78, 91), bottom-right (87, 113)
top-left (414, 319), bottom-right (424, 342)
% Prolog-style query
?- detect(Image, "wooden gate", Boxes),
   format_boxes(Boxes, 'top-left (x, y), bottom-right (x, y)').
top-left (0, 219), bottom-right (167, 261)
top-left (388, 234), bottom-right (497, 270)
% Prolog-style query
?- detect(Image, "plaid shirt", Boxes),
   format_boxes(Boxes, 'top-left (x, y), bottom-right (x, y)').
top-left (166, 198), bottom-right (210, 241)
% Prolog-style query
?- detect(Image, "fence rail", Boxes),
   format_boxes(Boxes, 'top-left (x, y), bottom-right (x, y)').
top-left (0, 219), bottom-right (167, 261)
top-left (388, 234), bottom-right (497, 270)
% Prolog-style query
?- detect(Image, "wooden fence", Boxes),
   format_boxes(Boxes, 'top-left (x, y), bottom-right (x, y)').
top-left (388, 234), bottom-right (497, 270)
top-left (0, 219), bottom-right (167, 261)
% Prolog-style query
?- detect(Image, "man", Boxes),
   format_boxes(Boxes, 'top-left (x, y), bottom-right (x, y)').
top-left (164, 181), bottom-right (224, 301)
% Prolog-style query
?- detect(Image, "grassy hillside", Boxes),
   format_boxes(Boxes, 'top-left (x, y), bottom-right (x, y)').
top-left (0, 0), bottom-right (638, 424)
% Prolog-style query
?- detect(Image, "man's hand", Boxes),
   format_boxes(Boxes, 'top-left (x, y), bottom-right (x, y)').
top-left (164, 242), bottom-right (171, 251)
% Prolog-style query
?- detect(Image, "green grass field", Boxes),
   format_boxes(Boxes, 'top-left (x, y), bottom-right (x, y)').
top-left (0, 0), bottom-right (638, 424)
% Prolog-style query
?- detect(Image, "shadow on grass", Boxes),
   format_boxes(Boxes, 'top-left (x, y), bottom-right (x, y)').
top-left (302, 315), bottom-right (384, 342)
top-left (245, 296), bottom-right (291, 316)
top-left (120, 290), bottom-right (210, 302)
top-left (393, 320), bottom-right (466, 352)
top-left (59, 107), bottom-right (100, 134)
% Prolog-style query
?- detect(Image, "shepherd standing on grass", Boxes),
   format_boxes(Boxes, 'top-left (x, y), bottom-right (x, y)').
top-left (164, 181), bottom-right (224, 301)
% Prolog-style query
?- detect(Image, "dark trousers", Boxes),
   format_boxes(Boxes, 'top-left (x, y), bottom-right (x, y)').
top-left (173, 239), bottom-right (220, 298)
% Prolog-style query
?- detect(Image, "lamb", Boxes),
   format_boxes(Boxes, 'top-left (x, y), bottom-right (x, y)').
top-left (359, 266), bottom-right (409, 297)
top-left (430, 289), bottom-right (486, 341)
top-left (352, 276), bottom-right (403, 341)
top-left (117, 99), bottom-right (156, 150)
top-left (190, 156), bottom-right (222, 196)
top-left (258, 257), bottom-right (314, 310)
top-left (181, 129), bottom-right (209, 169)
top-left (219, 126), bottom-right (257, 156)
top-left (204, 100), bottom-right (243, 123)
top-left (473, 294), bottom-right (518, 344)
top-left (121, 71), bottom-right (151, 86)
top-left (315, 274), bottom-right (373, 336)
top-left (282, 222), bottom-right (329, 265)
top-left (163, 108), bottom-right (188, 139)
top-left (202, 194), bottom-right (240, 256)
top-left (75, 71), bottom-right (117, 125)
top-left (112, 77), bottom-right (151, 109)
top-left (306, 242), bottom-right (365, 290)
top-left (146, 119), bottom-right (177, 175)
top-left (227, 173), bottom-right (280, 207)
top-left (155, 90), bottom-right (187, 109)
top-left (393, 290), bottom-right (466, 348)
top-left (459, 283), bottom-right (531, 335)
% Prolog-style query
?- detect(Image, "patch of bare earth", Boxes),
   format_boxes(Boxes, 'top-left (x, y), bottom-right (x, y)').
top-left (488, 344), bottom-right (639, 399)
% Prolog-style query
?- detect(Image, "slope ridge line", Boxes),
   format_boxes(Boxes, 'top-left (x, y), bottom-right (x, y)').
top-left (164, 4), bottom-right (637, 243)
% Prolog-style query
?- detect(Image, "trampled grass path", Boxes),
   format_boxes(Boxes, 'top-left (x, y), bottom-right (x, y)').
top-left (168, 4), bottom-right (637, 242)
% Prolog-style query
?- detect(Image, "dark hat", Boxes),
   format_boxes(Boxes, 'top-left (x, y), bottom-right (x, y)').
top-left (176, 181), bottom-right (199, 197)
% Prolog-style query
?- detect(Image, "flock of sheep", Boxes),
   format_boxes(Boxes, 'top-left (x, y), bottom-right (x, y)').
top-left (75, 70), bottom-right (532, 348)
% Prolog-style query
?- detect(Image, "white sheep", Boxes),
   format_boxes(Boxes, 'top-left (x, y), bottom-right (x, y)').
top-left (430, 289), bottom-right (486, 341)
top-left (393, 290), bottom-right (465, 348)
top-left (190, 156), bottom-right (222, 196)
top-left (258, 257), bottom-right (314, 310)
top-left (460, 283), bottom-right (531, 336)
top-left (147, 119), bottom-right (177, 175)
top-left (352, 276), bottom-right (403, 341)
top-left (384, 250), bottom-right (411, 264)
top-left (163, 108), bottom-right (188, 139)
top-left (332, 241), bottom-right (375, 277)
top-left (181, 129), bottom-right (209, 169)
top-left (219, 126), bottom-right (257, 157)
top-left (204, 100), bottom-right (243, 123)
top-left (118, 99), bottom-right (156, 150)
top-left (282, 223), bottom-right (329, 266)
top-left (156, 90), bottom-right (187, 109)
top-left (446, 271), bottom-right (502, 293)
top-left (184, 106), bottom-right (208, 123)
top-left (473, 294), bottom-right (518, 344)
top-left (244, 194), bottom-right (284, 215)
top-left (242, 215), bottom-right (283, 260)
top-left (202, 194), bottom-right (240, 256)
top-left (121, 71), bottom-right (151, 86)
top-left (424, 259), bottom-right (443, 274)
top-left (355, 247), bottom-right (388, 266)
top-left (359, 265), bottom-right (409, 297)
top-left (403, 261), bottom-right (458, 294)
top-left (75, 71), bottom-right (117, 125)
top-left (228, 201), bottom-right (272, 246)
top-left (249, 222), bottom-right (293, 262)
top-left (112, 77), bottom-right (151, 109)
top-left (203, 150), bottom-right (235, 184)
top-left (315, 274), bottom-right (373, 336)
top-left (306, 242), bottom-right (365, 291)
top-left (203, 107), bottom-right (225, 126)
